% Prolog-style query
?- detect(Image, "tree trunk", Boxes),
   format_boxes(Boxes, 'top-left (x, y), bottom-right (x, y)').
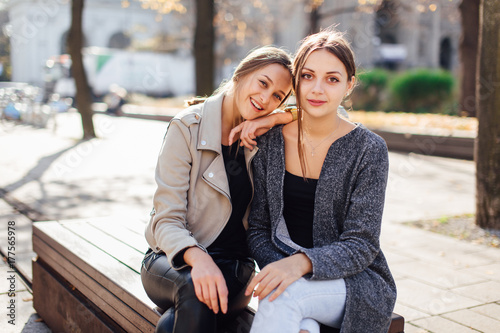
top-left (309, 6), bottom-right (320, 34)
top-left (476, 0), bottom-right (500, 230)
top-left (68, 0), bottom-right (95, 139)
top-left (194, 0), bottom-right (214, 96)
top-left (458, 0), bottom-right (480, 117)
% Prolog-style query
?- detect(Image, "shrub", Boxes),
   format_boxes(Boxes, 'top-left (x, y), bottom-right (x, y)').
top-left (388, 69), bottom-right (455, 113)
top-left (358, 68), bottom-right (390, 88)
top-left (351, 68), bottom-right (391, 111)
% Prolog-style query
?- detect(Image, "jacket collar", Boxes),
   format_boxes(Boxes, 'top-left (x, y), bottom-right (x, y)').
top-left (197, 93), bottom-right (259, 161)
top-left (197, 94), bottom-right (224, 153)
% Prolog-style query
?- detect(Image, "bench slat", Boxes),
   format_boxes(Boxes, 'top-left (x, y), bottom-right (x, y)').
top-left (61, 220), bottom-right (145, 273)
top-left (87, 218), bottom-right (149, 253)
top-left (33, 221), bottom-right (158, 324)
top-left (33, 259), bottom-right (127, 333)
top-left (33, 239), bottom-right (153, 333)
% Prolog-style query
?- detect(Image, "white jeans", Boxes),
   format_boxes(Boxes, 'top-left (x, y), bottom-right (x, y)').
top-left (249, 277), bottom-right (346, 333)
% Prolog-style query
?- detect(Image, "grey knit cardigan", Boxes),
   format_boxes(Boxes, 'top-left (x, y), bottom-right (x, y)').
top-left (247, 125), bottom-right (397, 333)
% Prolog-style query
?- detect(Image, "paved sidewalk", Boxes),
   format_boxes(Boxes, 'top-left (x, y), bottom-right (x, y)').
top-left (0, 111), bottom-right (498, 332)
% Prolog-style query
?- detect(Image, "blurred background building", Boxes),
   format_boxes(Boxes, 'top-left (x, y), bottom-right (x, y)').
top-left (0, 0), bottom-right (461, 98)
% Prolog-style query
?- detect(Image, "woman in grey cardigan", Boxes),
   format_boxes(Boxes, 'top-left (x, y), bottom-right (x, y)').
top-left (246, 30), bottom-right (397, 333)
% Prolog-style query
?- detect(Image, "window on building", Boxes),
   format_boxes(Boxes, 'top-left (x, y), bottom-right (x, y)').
top-left (439, 37), bottom-right (452, 70)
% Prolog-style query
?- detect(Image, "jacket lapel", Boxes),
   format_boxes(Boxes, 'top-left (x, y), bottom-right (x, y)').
top-left (197, 95), bottom-right (230, 198)
top-left (197, 95), bottom-right (224, 153)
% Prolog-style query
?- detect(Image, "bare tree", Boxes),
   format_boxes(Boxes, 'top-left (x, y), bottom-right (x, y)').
top-left (68, 0), bottom-right (95, 139)
top-left (0, 10), bottom-right (11, 81)
top-left (476, 0), bottom-right (500, 230)
top-left (194, 0), bottom-right (215, 96)
top-left (306, 0), bottom-right (381, 35)
top-left (458, 0), bottom-right (480, 117)
top-left (308, 1), bottom-right (321, 34)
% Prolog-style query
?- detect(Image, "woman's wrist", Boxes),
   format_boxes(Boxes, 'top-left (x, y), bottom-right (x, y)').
top-left (294, 253), bottom-right (313, 275)
top-left (266, 112), bottom-right (280, 128)
top-left (270, 110), bottom-right (294, 126)
top-left (183, 246), bottom-right (210, 267)
top-left (265, 113), bottom-right (279, 128)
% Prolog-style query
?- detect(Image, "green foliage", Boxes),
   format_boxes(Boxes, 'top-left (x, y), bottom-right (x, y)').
top-left (438, 216), bottom-right (450, 224)
top-left (357, 68), bottom-right (390, 90)
top-left (388, 69), bottom-right (455, 114)
top-left (351, 68), bottom-right (391, 111)
top-left (351, 68), bottom-right (457, 115)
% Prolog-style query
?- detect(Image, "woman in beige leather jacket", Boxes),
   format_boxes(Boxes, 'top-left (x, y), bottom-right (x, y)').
top-left (141, 46), bottom-right (294, 333)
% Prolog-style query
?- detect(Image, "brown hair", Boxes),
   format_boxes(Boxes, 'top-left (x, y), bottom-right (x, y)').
top-left (292, 29), bottom-right (356, 177)
top-left (187, 46), bottom-right (293, 108)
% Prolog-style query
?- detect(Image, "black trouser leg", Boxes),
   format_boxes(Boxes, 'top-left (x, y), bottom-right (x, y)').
top-left (153, 283), bottom-right (216, 333)
top-left (154, 308), bottom-right (174, 333)
top-left (141, 249), bottom-right (255, 333)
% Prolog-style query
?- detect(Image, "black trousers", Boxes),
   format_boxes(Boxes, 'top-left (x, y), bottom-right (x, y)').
top-left (141, 249), bottom-right (255, 333)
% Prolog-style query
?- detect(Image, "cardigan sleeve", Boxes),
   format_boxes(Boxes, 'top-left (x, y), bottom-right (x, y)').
top-left (302, 135), bottom-right (389, 280)
top-left (247, 132), bottom-right (287, 268)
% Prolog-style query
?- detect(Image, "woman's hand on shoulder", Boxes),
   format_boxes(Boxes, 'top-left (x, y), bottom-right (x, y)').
top-left (245, 253), bottom-right (312, 302)
top-left (183, 247), bottom-right (228, 314)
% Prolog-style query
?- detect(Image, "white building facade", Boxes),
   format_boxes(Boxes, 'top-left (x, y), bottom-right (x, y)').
top-left (5, 0), bottom-right (461, 96)
top-left (6, 0), bottom-right (194, 96)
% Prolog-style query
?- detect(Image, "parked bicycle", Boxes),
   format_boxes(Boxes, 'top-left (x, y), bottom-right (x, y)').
top-left (0, 82), bottom-right (57, 131)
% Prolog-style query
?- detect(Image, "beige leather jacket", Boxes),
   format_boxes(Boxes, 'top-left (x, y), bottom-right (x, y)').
top-left (145, 94), bottom-right (258, 269)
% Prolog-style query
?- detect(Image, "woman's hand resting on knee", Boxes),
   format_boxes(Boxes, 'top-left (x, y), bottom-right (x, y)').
top-left (245, 253), bottom-right (312, 302)
top-left (183, 247), bottom-right (228, 314)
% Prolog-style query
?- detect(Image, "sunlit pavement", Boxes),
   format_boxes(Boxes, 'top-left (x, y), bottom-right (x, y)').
top-left (0, 111), bottom-right (498, 332)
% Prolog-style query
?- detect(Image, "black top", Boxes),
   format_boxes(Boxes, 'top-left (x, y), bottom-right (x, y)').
top-left (208, 142), bottom-right (251, 257)
top-left (283, 170), bottom-right (318, 249)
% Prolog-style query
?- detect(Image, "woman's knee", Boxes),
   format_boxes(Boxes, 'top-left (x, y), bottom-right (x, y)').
top-left (300, 318), bottom-right (320, 333)
top-left (151, 276), bottom-right (216, 332)
top-left (250, 296), bottom-right (302, 333)
top-left (141, 263), bottom-right (170, 309)
top-left (173, 296), bottom-right (217, 332)
top-left (256, 292), bottom-right (301, 319)
top-left (141, 251), bottom-right (193, 310)
top-left (155, 309), bottom-right (174, 333)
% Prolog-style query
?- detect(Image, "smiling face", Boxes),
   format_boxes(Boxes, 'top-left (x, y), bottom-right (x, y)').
top-left (233, 63), bottom-right (292, 120)
top-left (298, 49), bottom-right (355, 120)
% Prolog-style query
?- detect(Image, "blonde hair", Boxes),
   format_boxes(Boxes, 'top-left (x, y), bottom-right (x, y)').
top-left (292, 29), bottom-right (356, 177)
top-left (187, 46), bottom-right (293, 108)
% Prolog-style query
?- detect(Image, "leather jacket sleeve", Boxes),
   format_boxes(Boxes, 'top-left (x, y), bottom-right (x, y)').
top-left (147, 118), bottom-right (205, 269)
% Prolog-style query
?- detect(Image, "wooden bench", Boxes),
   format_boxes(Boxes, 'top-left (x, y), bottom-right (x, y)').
top-left (32, 218), bottom-right (404, 333)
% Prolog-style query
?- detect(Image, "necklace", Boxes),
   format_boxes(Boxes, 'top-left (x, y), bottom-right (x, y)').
top-left (304, 116), bottom-right (341, 157)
